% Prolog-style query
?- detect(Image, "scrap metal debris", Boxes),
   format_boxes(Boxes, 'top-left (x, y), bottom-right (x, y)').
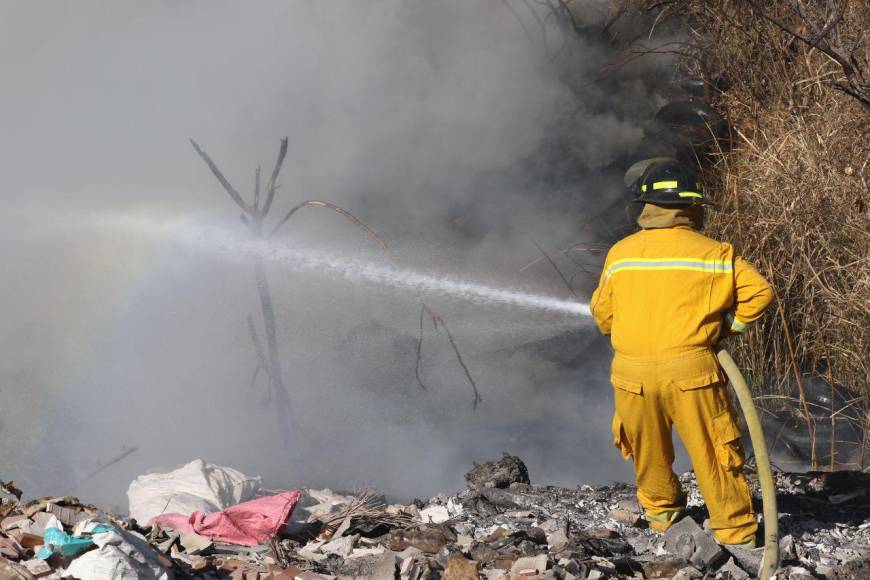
top-left (1, 457), bottom-right (868, 579)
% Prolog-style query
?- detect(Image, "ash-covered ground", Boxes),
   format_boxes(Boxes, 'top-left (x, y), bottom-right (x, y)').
top-left (2, 455), bottom-right (868, 580)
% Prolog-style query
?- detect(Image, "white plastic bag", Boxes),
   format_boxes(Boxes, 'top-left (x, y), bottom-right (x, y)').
top-left (127, 459), bottom-right (261, 524)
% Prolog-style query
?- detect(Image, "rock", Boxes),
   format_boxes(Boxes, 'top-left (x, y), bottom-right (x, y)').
top-left (442, 553), bottom-right (479, 580)
top-left (546, 529), bottom-right (569, 552)
top-left (398, 554), bottom-right (416, 576)
top-left (294, 573), bottom-right (335, 580)
top-left (19, 561), bottom-right (49, 578)
top-left (0, 517), bottom-right (29, 532)
top-left (782, 565), bottom-right (814, 579)
top-left (504, 511), bottom-right (535, 519)
top-left (492, 555), bottom-right (516, 570)
top-left (0, 539), bottom-right (22, 561)
top-left (608, 508), bottom-right (641, 526)
top-left (297, 540), bottom-right (328, 563)
top-left (616, 498), bottom-right (641, 513)
top-left (510, 554), bottom-right (547, 578)
top-left (395, 546), bottom-right (424, 560)
top-left (626, 535), bottom-right (651, 554)
top-left (717, 557), bottom-right (749, 580)
top-left (338, 549), bottom-right (397, 579)
top-left (45, 504), bottom-right (88, 529)
top-left (420, 505), bottom-right (451, 524)
top-left (0, 560), bottom-right (35, 580)
top-left (662, 516), bottom-right (727, 570)
top-left (389, 527), bottom-right (454, 554)
top-left (348, 547), bottom-right (386, 559)
top-left (780, 534), bottom-right (796, 560)
top-left (642, 558), bottom-right (687, 578)
top-left (672, 566), bottom-right (704, 579)
top-left (559, 560), bottom-right (585, 577)
top-left (836, 556), bottom-right (870, 580)
top-left (447, 497), bottom-right (466, 518)
top-left (466, 454), bottom-right (530, 489)
top-left (481, 488), bottom-right (536, 510)
top-left (13, 535), bottom-right (41, 551)
top-left (689, 538), bottom-right (728, 570)
top-left (537, 519), bottom-right (565, 535)
top-left (321, 534), bottom-right (359, 558)
top-left (524, 527), bottom-right (547, 546)
top-left (723, 545), bottom-right (763, 577)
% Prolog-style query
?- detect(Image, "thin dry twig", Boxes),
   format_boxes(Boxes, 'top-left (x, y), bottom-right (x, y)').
top-left (533, 240), bottom-right (578, 298)
top-left (314, 489), bottom-right (414, 536)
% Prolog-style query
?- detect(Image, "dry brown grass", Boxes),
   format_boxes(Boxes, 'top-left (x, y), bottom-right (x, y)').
top-left (623, 0), bottom-right (869, 468)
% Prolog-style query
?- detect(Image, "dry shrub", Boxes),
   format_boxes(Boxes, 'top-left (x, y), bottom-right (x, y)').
top-left (624, 0), bottom-right (869, 467)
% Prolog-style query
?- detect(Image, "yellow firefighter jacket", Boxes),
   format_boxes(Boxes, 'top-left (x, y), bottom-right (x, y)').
top-left (590, 207), bottom-right (773, 358)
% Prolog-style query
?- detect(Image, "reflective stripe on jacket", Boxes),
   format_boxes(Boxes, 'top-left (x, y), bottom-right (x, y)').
top-left (590, 224), bottom-right (773, 358)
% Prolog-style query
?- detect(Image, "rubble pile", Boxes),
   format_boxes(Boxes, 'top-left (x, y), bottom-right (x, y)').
top-left (1, 455), bottom-right (868, 579)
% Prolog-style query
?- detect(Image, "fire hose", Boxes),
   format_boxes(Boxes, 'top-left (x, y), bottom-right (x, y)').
top-left (717, 349), bottom-right (779, 579)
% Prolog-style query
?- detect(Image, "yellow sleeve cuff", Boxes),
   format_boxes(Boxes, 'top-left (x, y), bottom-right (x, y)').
top-left (724, 311), bottom-right (749, 333)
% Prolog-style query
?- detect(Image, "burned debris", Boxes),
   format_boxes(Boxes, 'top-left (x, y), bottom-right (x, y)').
top-left (465, 454), bottom-right (531, 490)
top-left (1, 456), bottom-right (868, 579)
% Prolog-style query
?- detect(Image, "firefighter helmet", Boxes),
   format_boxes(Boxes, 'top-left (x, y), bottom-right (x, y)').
top-left (625, 159), bottom-right (713, 206)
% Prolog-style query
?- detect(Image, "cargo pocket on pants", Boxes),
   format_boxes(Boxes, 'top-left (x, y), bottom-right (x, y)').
top-left (611, 414), bottom-right (633, 461)
top-left (712, 409), bottom-right (745, 471)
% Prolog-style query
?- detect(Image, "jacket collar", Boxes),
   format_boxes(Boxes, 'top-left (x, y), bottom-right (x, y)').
top-left (637, 203), bottom-right (704, 230)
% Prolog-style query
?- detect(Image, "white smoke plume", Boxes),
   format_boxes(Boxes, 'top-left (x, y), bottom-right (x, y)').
top-left (0, 1), bottom-right (689, 507)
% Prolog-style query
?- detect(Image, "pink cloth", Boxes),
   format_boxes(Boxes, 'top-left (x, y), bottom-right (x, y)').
top-left (150, 490), bottom-right (302, 546)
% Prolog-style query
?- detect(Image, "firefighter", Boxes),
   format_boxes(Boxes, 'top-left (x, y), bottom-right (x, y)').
top-left (590, 159), bottom-right (773, 548)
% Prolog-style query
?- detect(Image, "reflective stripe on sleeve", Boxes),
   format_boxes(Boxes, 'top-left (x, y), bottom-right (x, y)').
top-left (605, 257), bottom-right (733, 279)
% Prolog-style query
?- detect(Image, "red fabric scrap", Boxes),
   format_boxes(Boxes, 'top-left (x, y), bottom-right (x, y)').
top-left (151, 490), bottom-right (302, 546)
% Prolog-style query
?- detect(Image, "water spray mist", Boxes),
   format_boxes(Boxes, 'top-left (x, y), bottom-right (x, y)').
top-left (172, 223), bottom-right (593, 318)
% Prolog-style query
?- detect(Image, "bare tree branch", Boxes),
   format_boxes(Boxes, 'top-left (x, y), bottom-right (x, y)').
top-left (414, 306), bottom-right (429, 391)
top-left (254, 166), bottom-right (261, 212)
top-left (262, 137), bottom-right (289, 217)
top-left (533, 240), bottom-right (577, 298)
top-left (270, 199), bottom-right (399, 261)
top-left (190, 139), bottom-right (253, 213)
top-left (814, 1), bottom-right (846, 42)
top-left (247, 313), bottom-right (269, 368)
top-left (603, 0), bottom-right (629, 37)
top-left (744, 0), bottom-right (870, 111)
top-left (424, 306), bottom-right (483, 410)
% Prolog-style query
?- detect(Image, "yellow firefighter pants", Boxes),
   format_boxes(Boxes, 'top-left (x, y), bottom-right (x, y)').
top-left (610, 350), bottom-right (758, 545)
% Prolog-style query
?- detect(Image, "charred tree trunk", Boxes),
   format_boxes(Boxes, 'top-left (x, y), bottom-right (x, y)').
top-left (191, 138), bottom-right (298, 458)
top-left (252, 254), bottom-right (297, 457)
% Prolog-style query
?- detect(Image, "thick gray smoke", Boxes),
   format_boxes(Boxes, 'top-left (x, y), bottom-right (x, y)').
top-left (0, 1), bottom-right (690, 509)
